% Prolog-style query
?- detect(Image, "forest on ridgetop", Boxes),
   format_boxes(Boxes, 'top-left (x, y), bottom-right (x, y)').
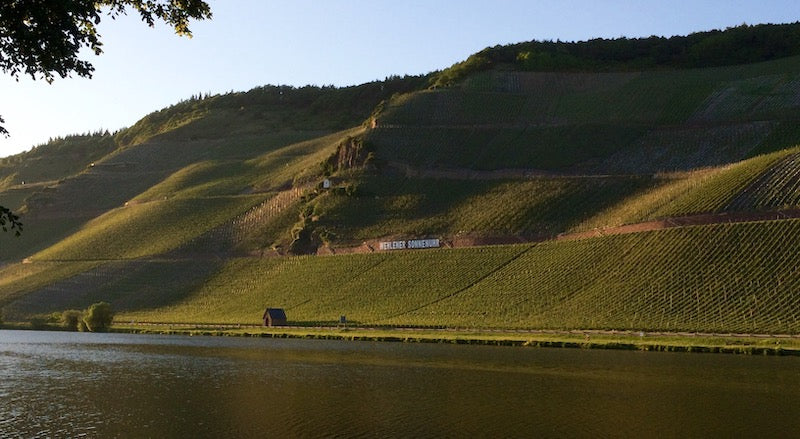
top-left (432, 22), bottom-right (800, 86)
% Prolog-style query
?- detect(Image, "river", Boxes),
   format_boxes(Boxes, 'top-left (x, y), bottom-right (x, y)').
top-left (1, 330), bottom-right (799, 438)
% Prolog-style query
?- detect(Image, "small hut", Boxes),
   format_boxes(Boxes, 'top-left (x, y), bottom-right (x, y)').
top-left (263, 308), bottom-right (288, 327)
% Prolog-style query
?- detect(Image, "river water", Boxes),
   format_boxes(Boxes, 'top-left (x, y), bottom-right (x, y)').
top-left (1, 330), bottom-right (799, 438)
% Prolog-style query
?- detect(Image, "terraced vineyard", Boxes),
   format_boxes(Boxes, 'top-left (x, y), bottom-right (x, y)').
top-left (368, 55), bottom-right (800, 173)
top-left (588, 146), bottom-right (800, 226)
top-left (31, 195), bottom-right (268, 261)
top-left (1, 259), bottom-right (226, 321)
top-left (413, 220), bottom-right (800, 333)
top-left (726, 151), bottom-right (800, 211)
top-left (310, 175), bottom-right (657, 242)
top-left (311, 145), bottom-right (800, 241)
top-left (107, 218), bottom-right (800, 334)
top-left (130, 128), bottom-right (360, 202)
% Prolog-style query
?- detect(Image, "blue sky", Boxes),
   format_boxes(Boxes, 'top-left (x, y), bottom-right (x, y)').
top-left (1, 0), bottom-right (799, 157)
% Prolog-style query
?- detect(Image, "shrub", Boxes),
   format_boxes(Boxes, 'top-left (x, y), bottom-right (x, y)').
top-left (29, 316), bottom-right (49, 330)
top-left (61, 310), bottom-right (83, 331)
top-left (82, 302), bottom-right (114, 332)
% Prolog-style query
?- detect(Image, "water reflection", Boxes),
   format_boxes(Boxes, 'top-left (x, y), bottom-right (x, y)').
top-left (0, 330), bottom-right (799, 438)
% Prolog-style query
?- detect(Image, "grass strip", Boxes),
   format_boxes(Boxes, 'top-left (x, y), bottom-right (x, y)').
top-left (109, 324), bottom-right (800, 356)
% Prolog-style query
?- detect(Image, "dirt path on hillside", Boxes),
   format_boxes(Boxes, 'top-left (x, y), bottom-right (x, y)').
top-left (385, 161), bottom-right (640, 179)
top-left (323, 208), bottom-right (800, 255)
top-left (555, 209), bottom-right (800, 241)
top-left (319, 158), bottom-right (800, 254)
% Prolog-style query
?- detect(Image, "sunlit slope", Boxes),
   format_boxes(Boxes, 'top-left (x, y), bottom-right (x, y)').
top-left (30, 195), bottom-right (267, 261)
top-left (726, 150), bottom-right (800, 210)
top-left (115, 80), bottom-right (426, 148)
top-left (0, 133), bottom-right (122, 260)
top-left (0, 128), bottom-right (328, 263)
top-left (0, 77), bottom-right (425, 264)
top-left (576, 146), bottom-right (800, 229)
top-left (103, 218), bottom-right (800, 334)
top-left (115, 129), bottom-right (363, 254)
top-left (0, 133), bottom-right (117, 191)
top-left (9, 144), bottom-right (799, 317)
top-left (309, 175), bottom-right (656, 243)
top-left (294, 146), bottom-right (800, 246)
top-left (131, 128), bottom-right (362, 202)
top-left (0, 127), bottom-right (360, 297)
top-left (366, 56), bottom-right (800, 173)
top-left (20, 131), bottom-right (328, 215)
top-left (0, 84), bottom-right (410, 263)
top-left (0, 132), bottom-right (317, 264)
top-left (414, 220), bottom-right (800, 333)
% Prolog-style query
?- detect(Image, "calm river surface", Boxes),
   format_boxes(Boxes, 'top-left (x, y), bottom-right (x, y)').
top-left (1, 330), bottom-right (799, 438)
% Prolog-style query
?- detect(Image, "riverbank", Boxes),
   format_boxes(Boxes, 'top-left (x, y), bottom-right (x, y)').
top-left (109, 324), bottom-right (800, 356)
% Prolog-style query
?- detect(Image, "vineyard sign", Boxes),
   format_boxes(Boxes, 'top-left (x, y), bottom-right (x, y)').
top-left (379, 238), bottom-right (440, 251)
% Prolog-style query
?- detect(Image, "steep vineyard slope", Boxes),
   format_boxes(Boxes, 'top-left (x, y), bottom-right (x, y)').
top-left (576, 146), bottom-right (800, 229)
top-left (367, 56), bottom-right (800, 173)
top-left (0, 77), bottom-right (423, 263)
top-left (76, 218), bottom-right (800, 334)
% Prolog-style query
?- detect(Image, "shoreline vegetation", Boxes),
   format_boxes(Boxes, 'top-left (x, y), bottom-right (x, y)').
top-left (121, 325), bottom-right (800, 355)
top-left (8, 321), bottom-right (793, 356)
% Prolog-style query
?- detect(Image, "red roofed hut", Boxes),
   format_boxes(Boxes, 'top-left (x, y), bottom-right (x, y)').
top-left (263, 308), bottom-right (288, 327)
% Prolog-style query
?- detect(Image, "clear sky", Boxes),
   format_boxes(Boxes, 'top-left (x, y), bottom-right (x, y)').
top-left (1, 0), bottom-right (799, 157)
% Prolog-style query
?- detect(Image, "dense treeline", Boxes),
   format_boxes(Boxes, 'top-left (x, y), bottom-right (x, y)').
top-left (432, 22), bottom-right (800, 87)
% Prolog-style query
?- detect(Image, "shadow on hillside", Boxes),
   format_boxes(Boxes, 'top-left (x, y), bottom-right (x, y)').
top-left (316, 173), bottom-right (657, 239)
top-left (2, 258), bottom-right (227, 320)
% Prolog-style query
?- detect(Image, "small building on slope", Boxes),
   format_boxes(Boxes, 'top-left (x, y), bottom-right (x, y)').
top-left (263, 308), bottom-right (288, 327)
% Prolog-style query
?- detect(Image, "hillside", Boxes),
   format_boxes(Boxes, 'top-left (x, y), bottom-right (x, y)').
top-left (0, 77), bottom-right (425, 262)
top-left (430, 22), bottom-right (800, 86)
top-left (1, 24), bottom-right (800, 335)
top-left (4, 218), bottom-right (800, 334)
top-left (369, 55), bottom-right (800, 173)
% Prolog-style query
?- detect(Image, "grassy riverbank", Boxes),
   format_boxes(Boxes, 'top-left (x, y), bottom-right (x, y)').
top-left (110, 323), bottom-right (800, 356)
